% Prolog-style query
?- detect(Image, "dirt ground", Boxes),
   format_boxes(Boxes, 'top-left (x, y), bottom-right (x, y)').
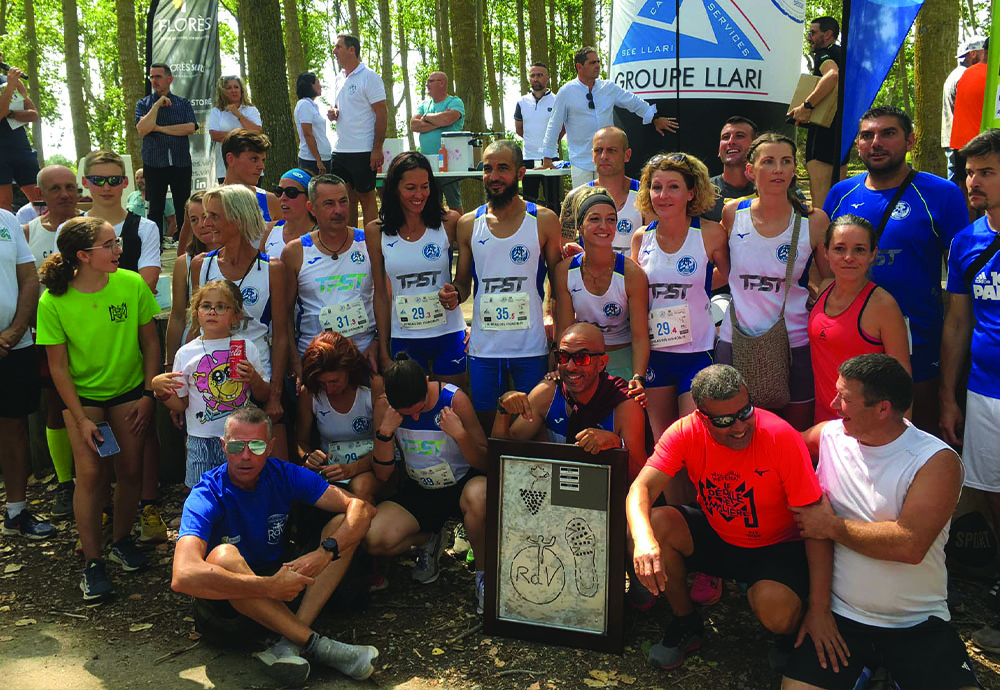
top-left (2, 478), bottom-right (1000, 690)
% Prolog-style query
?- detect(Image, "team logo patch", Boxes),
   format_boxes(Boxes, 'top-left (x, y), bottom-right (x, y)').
top-left (510, 245), bottom-right (530, 264)
top-left (890, 201), bottom-right (911, 221)
top-left (347, 83), bottom-right (358, 95)
top-left (676, 255), bottom-right (697, 276)
top-left (241, 286), bottom-right (260, 305)
top-left (776, 243), bottom-right (791, 264)
top-left (108, 302), bottom-right (128, 323)
top-left (644, 367), bottom-right (655, 383)
top-left (423, 242), bottom-right (441, 261)
top-left (434, 411), bottom-right (443, 428)
top-left (603, 302), bottom-right (623, 318)
top-left (266, 514), bottom-right (288, 545)
top-left (350, 250), bottom-right (366, 264)
top-left (0, 227), bottom-right (11, 241)
top-left (617, 218), bottom-right (633, 235)
top-left (352, 417), bottom-right (372, 434)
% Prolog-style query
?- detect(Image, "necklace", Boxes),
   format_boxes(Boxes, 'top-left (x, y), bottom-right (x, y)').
top-left (316, 229), bottom-right (352, 259)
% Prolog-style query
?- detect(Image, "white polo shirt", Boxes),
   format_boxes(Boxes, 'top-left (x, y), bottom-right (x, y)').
top-left (332, 62), bottom-right (387, 153)
top-left (0, 208), bottom-right (36, 351)
top-left (514, 90), bottom-right (556, 161)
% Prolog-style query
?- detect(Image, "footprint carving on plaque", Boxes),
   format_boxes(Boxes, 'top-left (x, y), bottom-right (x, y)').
top-left (565, 517), bottom-right (598, 597)
top-left (518, 465), bottom-right (550, 515)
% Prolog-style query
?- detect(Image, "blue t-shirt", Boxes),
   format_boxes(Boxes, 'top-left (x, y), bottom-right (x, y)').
top-left (824, 171), bottom-right (967, 349)
top-left (946, 216), bottom-right (1000, 399)
top-left (178, 458), bottom-right (328, 569)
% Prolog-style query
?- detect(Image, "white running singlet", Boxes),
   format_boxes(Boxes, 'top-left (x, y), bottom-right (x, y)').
top-left (588, 178), bottom-right (642, 254)
top-left (396, 383), bottom-right (470, 488)
top-left (567, 251), bottom-right (631, 347)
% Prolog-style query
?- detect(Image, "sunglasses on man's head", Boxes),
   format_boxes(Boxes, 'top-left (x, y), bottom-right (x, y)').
top-left (554, 349), bottom-right (605, 366)
top-left (273, 186), bottom-right (304, 199)
top-left (225, 440), bottom-right (268, 455)
top-left (698, 402), bottom-right (755, 428)
top-left (85, 175), bottom-right (126, 187)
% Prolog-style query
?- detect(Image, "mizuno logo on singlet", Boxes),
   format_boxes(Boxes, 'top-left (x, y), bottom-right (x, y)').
top-left (736, 232), bottom-right (749, 239)
top-left (850, 202), bottom-right (864, 209)
top-left (387, 240), bottom-right (398, 247)
top-left (316, 274), bottom-right (367, 292)
top-left (551, 417), bottom-right (565, 424)
top-left (740, 275), bottom-right (785, 292)
top-left (482, 276), bottom-right (527, 293)
top-left (649, 282), bottom-right (692, 299)
top-left (571, 287), bottom-right (583, 293)
top-left (398, 270), bottom-right (440, 289)
top-left (317, 410), bottom-right (330, 416)
top-left (477, 238), bottom-right (490, 245)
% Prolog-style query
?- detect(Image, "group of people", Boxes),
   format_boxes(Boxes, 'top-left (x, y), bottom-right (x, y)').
top-left (0, 20), bottom-right (998, 690)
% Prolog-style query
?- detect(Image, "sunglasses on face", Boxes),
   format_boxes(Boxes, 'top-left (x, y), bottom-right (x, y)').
top-left (274, 186), bottom-right (304, 199)
top-left (586, 91), bottom-right (595, 110)
top-left (699, 402), bottom-right (755, 428)
top-left (85, 175), bottom-right (126, 187)
top-left (554, 349), bottom-right (605, 366)
top-left (224, 439), bottom-right (268, 455)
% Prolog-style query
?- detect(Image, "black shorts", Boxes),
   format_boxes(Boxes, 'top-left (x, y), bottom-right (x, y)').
top-left (783, 613), bottom-right (982, 689)
top-left (0, 345), bottom-right (40, 418)
top-left (389, 469), bottom-right (483, 533)
top-left (329, 151), bottom-right (376, 194)
top-left (61, 384), bottom-right (144, 410)
top-left (192, 555), bottom-right (298, 639)
top-left (676, 503), bottom-right (810, 602)
top-left (0, 146), bottom-right (41, 186)
top-left (805, 123), bottom-right (849, 167)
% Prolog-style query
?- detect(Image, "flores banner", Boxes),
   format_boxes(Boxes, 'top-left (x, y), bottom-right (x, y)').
top-left (146, 0), bottom-right (219, 192)
top-left (609, 0), bottom-right (806, 174)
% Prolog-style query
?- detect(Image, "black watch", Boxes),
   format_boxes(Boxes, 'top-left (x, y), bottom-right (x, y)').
top-left (321, 537), bottom-right (340, 561)
top-left (142, 389), bottom-right (156, 399)
top-left (803, 100), bottom-right (815, 110)
top-left (631, 374), bottom-right (646, 386)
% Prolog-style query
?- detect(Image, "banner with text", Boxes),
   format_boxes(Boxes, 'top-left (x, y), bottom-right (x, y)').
top-left (146, 0), bottom-right (219, 192)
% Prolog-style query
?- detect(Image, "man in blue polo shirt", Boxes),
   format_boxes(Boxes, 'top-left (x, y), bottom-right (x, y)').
top-left (172, 407), bottom-right (378, 685)
top-left (824, 106), bottom-right (967, 434)
top-left (135, 63), bottom-right (196, 244)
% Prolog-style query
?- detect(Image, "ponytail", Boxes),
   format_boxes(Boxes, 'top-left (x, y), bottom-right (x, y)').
top-left (38, 253), bottom-right (74, 296)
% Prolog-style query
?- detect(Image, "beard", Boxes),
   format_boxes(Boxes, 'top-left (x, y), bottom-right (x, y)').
top-left (486, 178), bottom-right (519, 209)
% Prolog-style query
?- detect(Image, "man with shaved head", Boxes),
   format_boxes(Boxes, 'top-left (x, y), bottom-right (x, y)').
top-left (560, 127), bottom-right (646, 252)
top-left (410, 70), bottom-right (466, 214)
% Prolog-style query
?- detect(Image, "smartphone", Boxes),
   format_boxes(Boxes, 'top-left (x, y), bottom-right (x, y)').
top-left (94, 422), bottom-right (121, 457)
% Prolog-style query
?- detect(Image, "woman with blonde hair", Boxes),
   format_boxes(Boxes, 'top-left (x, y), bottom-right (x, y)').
top-left (207, 75), bottom-right (262, 181)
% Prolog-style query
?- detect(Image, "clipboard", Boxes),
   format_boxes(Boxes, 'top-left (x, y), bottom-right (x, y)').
top-left (788, 74), bottom-right (838, 128)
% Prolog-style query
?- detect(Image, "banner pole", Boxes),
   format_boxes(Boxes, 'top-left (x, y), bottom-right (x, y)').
top-left (832, 0), bottom-right (852, 192)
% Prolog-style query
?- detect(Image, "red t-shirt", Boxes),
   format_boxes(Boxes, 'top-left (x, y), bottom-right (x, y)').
top-left (951, 62), bottom-right (987, 150)
top-left (646, 409), bottom-right (821, 547)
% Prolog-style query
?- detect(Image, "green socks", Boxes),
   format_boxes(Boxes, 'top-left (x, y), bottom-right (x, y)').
top-left (46, 427), bottom-right (74, 483)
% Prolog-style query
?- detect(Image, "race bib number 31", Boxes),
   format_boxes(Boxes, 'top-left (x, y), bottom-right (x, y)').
top-left (320, 300), bottom-right (369, 338)
top-left (480, 292), bottom-right (530, 331)
top-left (396, 292), bottom-right (447, 330)
top-left (649, 305), bottom-right (693, 348)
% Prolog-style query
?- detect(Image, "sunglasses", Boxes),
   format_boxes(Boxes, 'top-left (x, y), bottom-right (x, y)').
top-left (554, 349), bottom-right (605, 366)
top-left (84, 236), bottom-right (124, 252)
top-left (648, 152), bottom-right (688, 167)
top-left (699, 402), bottom-right (755, 428)
top-left (85, 175), bottom-right (126, 187)
top-left (224, 439), bottom-right (268, 455)
top-left (274, 186), bottom-right (304, 199)
top-left (585, 91), bottom-right (595, 110)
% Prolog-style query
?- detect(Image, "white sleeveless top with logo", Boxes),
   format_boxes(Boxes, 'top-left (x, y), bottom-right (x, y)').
top-left (470, 202), bottom-right (548, 358)
top-left (199, 249), bottom-right (274, 378)
top-left (262, 221), bottom-right (286, 257)
top-left (382, 225), bottom-right (465, 339)
top-left (295, 230), bottom-right (375, 356)
top-left (396, 383), bottom-right (470, 488)
top-left (719, 200), bottom-right (812, 348)
top-left (567, 252), bottom-right (631, 347)
top-left (818, 420), bottom-right (954, 627)
top-left (637, 219), bottom-right (715, 353)
top-left (588, 178), bottom-right (642, 254)
top-left (27, 217), bottom-right (57, 270)
top-left (313, 385), bottom-right (375, 477)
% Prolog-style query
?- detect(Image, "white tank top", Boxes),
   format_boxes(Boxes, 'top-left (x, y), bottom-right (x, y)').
top-left (637, 219), bottom-right (715, 353)
top-left (719, 200), bottom-right (812, 347)
top-left (26, 217), bottom-right (57, 270)
top-left (382, 225), bottom-right (465, 339)
top-left (313, 386), bottom-right (374, 478)
top-left (588, 178), bottom-right (642, 254)
top-left (566, 252), bottom-right (631, 347)
top-left (295, 230), bottom-right (376, 356)
top-left (818, 421), bottom-right (954, 628)
top-left (470, 202), bottom-right (548, 358)
top-left (199, 249), bottom-right (274, 378)
top-left (262, 221), bottom-right (286, 257)
top-left (396, 383), bottom-right (470, 487)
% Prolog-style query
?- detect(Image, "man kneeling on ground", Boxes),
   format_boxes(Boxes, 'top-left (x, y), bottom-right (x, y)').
top-left (171, 406), bottom-right (378, 686)
top-left (627, 364), bottom-right (834, 671)
top-left (783, 354), bottom-right (980, 690)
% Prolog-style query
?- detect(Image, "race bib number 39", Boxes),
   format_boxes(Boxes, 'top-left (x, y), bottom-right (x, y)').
top-left (320, 299), bottom-right (369, 338)
top-left (649, 305), bottom-right (693, 348)
top-left (395, 292), bottom-right (447, 330)
top-left (406, 461), bottom-right (457, 488)
top-left (480, 292), bottom-right (530, 331)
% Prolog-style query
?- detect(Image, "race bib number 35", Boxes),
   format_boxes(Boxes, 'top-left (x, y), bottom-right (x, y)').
top-left (395, 292), bottom-right (447, 330)
top-left (480, 292), bottom-right (530, 331)
top-left (320, 299), bottom-right (369, 338)
top-left (649, 305), bottom-right (693, 348)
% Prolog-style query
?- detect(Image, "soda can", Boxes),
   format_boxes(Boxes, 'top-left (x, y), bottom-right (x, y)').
top-left (229, 339), bottom-right (246, 378)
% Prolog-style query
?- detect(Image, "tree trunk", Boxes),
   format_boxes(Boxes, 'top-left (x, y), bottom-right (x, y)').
top-left (484, 2), bottom-right (503, 132)
top-left (450, 0), bottom-right (485, 206)
top-left (912, 0), bottom-right (957, 177)
top-left (237, 0), bottom-right (248, 80)
top-left (894, 52), bottom-right (911, 119)
top-left (347, 0), bottom-right (359, 37)
top-left (438, 0), bottom-right (454, 90)
top-left (398, 8), bottom-right (414, 149)
top-left (244, 0), bottom-right (297, 187)
top-left (0, 0), bottom-right (8, 35)
top-left (115, 0), bottom-right (143, 166)
top-left (528, 0), bottom-right (547, 70)
top-left (581, 0), bottom-right (596, 49)
top-left (517, 0), bottom-right (528, 94)
top-left (282, 0), bottom-right (305, 111)
top-left (62, 0), bottom-right (91, 160)
top-left (22, 0), bottom-right (43, 165)
top-left (547, 0), bottom-right (557, 89)
top-left (378, 0), bottom-right (397, 138)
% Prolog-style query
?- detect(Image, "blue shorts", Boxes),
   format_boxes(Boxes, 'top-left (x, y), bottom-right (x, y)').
top-left (0, 146), bottom-right (41, 186)
top-left (468, 354), bottom-right (549, 412)
top-left (911, 343), bottom-right (940, 384)
top-left (186, 435), bottom-right (227, 488)
top-left (645, 350), bottom-right (713, 393)
top-left (391, 330), bottom-right (467, 376)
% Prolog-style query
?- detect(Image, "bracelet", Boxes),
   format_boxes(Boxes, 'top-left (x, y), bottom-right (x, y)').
top-left (142, 389), bottom-right (156, 400)
top-left (154, 391), bottom-right (171, 402)
top-left (631, 374), bottom-right (646, 386)
top-left (375, 430), bottom-right (395, 442)
top-left (372, 456), bottom-right (395, 466)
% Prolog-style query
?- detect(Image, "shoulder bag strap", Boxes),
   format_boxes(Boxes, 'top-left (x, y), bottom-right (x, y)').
top-left (874, 168), bottom-right (917, 245)
top-left (777, 212), bottom-right (803, 318)
top-left (964, 229), bottom-right (1000, 288)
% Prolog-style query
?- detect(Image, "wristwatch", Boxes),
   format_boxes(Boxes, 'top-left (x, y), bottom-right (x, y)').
top-left (803, 101), bottom-right (815, 110)
top-left (631, 374), bottom-right (647, 386)
top-left (321, 537), bottom-right (340, 561)
top-left (496, 396), bottom-right (510, 413)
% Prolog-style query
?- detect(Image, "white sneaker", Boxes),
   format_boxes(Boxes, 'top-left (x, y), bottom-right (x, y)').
top-left (304, 635), bottom-right (379, 680)
top-left (253, 637), bottom-right (310, 686)
top-left (412, 529), bottom-right (445, 584)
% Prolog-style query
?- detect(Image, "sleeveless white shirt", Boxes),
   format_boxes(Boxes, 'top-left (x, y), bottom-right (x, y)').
top-left (263, 221), bottom-right (286, 257)
top-left (588, 178), bottom-right (643, 254)
top-left (566, 252), bottom-right (631, 347)
top-left (396, 383), bottom-right (470, 487)
top-left (313, 386), bottom-right (374, 478)
top-left (26, 217), bottom-right (57, 270)
top-left (719, 200), bottom-right (812, 347)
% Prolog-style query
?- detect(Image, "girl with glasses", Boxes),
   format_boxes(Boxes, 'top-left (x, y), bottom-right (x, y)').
top-left (37, 217), bottom-right (161, 601)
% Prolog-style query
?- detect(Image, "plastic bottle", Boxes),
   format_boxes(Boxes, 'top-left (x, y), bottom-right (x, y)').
top-left (438, 143), bottom-right (448, 172)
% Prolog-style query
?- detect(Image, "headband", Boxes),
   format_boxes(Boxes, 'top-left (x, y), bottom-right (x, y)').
top-left (281, 168), bottom-right (313, 188)
top-left (576, 192), bottom-right (617, 226)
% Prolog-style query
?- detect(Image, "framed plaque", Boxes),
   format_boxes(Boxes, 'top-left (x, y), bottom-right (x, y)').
top-left (483, 438), bottom-right (627, 654)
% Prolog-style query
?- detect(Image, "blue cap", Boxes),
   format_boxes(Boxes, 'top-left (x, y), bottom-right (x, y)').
top-left (281, 168), bottom-right (313, 188)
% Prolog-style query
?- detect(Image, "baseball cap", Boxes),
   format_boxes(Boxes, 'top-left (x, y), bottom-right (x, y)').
top-left (957, 36), bottom-right (986, 58)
